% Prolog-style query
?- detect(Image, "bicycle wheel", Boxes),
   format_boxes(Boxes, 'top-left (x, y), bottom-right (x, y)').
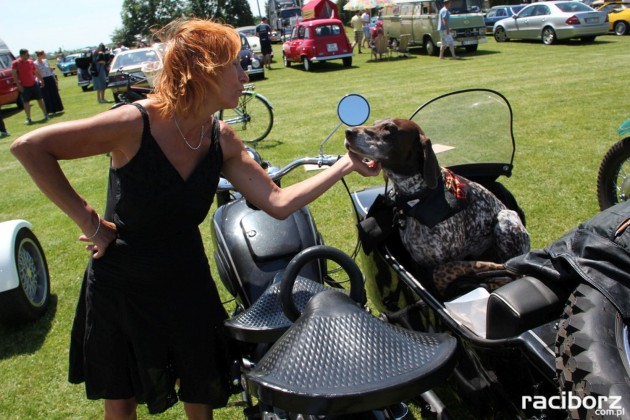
top-left (220, 91), bottom-right (273, 144)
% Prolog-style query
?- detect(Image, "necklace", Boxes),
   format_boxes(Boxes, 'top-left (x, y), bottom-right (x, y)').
top-left (174, 117), bottom-right (205, 150)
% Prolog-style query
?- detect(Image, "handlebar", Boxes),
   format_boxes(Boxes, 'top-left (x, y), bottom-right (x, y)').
top-left (217, 154), bottom-right (341, 192)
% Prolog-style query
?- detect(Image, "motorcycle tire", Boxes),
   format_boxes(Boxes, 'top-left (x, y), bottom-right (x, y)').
top-left (596, 137), bottom-right (630, 211)
top-left (0, 228), bottom-right (50, 324)
top-left (556, 283), bottom-right (630, 418)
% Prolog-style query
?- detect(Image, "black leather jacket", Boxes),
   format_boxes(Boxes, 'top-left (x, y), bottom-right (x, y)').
top-left (506, 201), bottom-right (630, 319)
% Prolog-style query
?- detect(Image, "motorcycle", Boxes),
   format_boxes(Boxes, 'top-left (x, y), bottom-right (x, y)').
top-left (211, 90), bottom-right (630, 419)
top-left (597, 117), bottom-right (630, 210)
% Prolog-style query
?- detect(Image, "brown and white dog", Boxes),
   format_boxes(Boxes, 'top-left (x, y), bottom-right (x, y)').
top-left (345, 118), bottom-right (530, 292)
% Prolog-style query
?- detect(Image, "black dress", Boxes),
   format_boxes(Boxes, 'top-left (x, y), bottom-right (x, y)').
top-left (69, 103), bottom-right (233, 414)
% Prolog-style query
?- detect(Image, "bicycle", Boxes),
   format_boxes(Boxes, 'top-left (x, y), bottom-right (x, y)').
top-left (217, 83), bottom-right (274, 144)
top-left (111, 74), bottom-right (273, 144)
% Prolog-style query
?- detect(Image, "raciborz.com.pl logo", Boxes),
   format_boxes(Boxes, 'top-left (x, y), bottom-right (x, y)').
top-left (522, 392), bottom-right (625, 417)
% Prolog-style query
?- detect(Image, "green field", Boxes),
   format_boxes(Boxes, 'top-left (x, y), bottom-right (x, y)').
top-left (1, 34), bottom-right (629, 419)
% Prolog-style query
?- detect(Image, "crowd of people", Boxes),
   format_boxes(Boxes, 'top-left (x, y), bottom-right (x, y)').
top-left (1, 42), bottom-right (137, 137)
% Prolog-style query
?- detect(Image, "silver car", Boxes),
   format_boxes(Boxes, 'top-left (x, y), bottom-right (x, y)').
top-left (493, 1), bottom-right (609, 44)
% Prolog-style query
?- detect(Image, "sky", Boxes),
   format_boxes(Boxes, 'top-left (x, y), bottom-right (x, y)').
top-left (0, 0), bottom-right (265, 55)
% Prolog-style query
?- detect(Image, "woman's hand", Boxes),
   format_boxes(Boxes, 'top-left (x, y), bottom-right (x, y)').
top-left (79, 217), bottom-right (117, 259)
top-left (345, 151), bottom-right (382, 177)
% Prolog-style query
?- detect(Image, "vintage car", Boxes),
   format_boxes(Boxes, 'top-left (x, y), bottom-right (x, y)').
top-left (0, 220), bottom-right (50, 325)
top-left (56, 53), bottom-right (81, 76)
top-left (282, 18), bottom-right (353, 71)
top-left (0, 38), bottom-right (20, 109)
top-left (239, 33), bottom-right (265, 80)
top-left (107, 46), bottom-right (162, 99)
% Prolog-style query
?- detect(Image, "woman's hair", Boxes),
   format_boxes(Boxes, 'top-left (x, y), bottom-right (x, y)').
top-left (149, 18), bottom-right (241, 117)
top-left (35, 50), bottom-right (45, 57)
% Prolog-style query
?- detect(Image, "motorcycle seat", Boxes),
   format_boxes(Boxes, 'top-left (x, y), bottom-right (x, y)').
top-left (224, 274), bottom-right (328, 343)
top-left (486, 276), bottom-right (564, 339)
top-left (246, 289), bottom-right (457, 415)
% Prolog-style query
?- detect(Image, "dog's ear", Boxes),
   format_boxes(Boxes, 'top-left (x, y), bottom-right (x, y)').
top-left (419, 133), bottom-right (440, 189)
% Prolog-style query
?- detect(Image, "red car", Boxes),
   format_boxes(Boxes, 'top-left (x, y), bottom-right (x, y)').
top-left (282, 18), bottom-right (353, 71)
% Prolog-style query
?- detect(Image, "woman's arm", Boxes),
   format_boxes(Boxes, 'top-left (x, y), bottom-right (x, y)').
top-left (10, 105), bottom-right (143, 257)
top-left (220, 122), bottom-right (381, 220)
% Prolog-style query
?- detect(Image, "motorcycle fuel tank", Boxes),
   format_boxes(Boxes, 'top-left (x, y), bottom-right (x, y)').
top-left (212, 198), bottom-right (323, 308)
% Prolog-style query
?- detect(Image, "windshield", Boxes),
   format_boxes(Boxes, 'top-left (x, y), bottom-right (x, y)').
top-left (280, 8), bottom-right (301, 18)
top-left (409, 89), bottom-right (515, 176)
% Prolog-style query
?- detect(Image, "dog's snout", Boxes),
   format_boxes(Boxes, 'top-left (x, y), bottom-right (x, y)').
top-left (345, 128), bottom-right (358, 140)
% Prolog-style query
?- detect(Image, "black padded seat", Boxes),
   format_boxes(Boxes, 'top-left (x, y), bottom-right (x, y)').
top-left (246, 290), bottom-right (457, 415)
top-left (224, 274), bottom-right (328, 343)
top-left (486, 276), bottom-right (563, 339)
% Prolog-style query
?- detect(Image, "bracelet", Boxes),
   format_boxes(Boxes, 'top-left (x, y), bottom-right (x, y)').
top-left (85, 214), bottom-right (101, 240)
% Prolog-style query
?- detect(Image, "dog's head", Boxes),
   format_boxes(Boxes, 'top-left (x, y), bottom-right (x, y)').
top-left (345, 118), bottom-right (440, 188)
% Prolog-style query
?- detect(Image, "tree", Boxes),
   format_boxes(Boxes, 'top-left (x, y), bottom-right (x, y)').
top-left (187, 0), bottom-right (255, 26)
top-left (118, 0), bottom-right (186, 46)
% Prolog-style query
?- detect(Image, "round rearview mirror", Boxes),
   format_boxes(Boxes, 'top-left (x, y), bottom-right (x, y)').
top-left (337, 94), bottom-right (370, 127)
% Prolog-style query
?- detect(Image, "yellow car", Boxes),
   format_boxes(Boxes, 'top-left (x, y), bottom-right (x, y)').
top-left (597, 1), bottom-right (630, 35)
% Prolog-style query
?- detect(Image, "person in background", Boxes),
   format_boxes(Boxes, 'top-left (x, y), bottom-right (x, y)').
top-left (361, 9), bottom-right (371, 50)
top-left (255, 17), bottom-right (273, 70)
top-left (350, 10), bottom-right (363, 53)
top-left (92, 43), bottom-right (110, 103)
top-left (0, 110), bottom-right (9, 138)
top-left (34, 50), bottom-right (64, 115)
top-left (10, 18), bottom-right (380, 419)
top-left (438, 0), bottom-right (460, 60)
top-left (11, 49), bottom-right (48, 125)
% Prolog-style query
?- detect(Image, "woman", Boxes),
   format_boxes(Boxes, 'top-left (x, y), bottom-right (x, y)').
top-left (10, 19), bottom-right (380, 419)
top-left (34, 50), bottom-right (64, 115)
top-left (92, 43), bottom-right (110, 103)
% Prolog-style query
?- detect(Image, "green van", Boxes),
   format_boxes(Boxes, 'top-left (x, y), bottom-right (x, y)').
top-left (381, 0), bottom-right (487, 56)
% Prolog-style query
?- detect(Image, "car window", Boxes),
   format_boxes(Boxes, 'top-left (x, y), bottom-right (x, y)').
top-left (511, 5), bottom-right (525, 14)
top-left (517, 5), bottom-right (536, 17)
top-left (497, 9), bottom-right (506, 17)
top-left (115, 50), bottom-right (159, 67)
top-left (533, 5), bottom-right (550, 16)
top-left (0, 52), bottom-right (13, 69)
top-left (298, 25), bottom-right (308, 39)
top-left (556, 2), bottom-right (593, 12)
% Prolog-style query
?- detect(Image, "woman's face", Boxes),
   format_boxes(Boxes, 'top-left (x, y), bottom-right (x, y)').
top-left (215, 59), bottom-right (249, 110)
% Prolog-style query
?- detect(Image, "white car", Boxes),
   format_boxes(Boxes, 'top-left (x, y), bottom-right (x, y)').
top-left (0, 220), bottom-right (50, 325)
top-left (107, 46), bottom-right (164, 100)
top-left (236, 26), bottom-right (274, 57)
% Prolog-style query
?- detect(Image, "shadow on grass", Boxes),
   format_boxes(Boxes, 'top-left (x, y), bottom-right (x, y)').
top-left (0, 294), bottom-right (57, 360)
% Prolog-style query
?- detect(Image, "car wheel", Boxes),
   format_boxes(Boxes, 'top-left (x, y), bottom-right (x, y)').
top-left (542, 26), bottom-right (556, 45)
top-left (465, 44), bottom-right (478, 52)
top-left (424, 37), bottom-right (437, 56)
top-left (342, 57), bottom-right (352, 67)
top-left (0, 228), bottom-right (50, 324)
top-left (81, 86), bottom-right (90, 92)
top-left (581, 36), bottom-right (596, 42)
top-left (283, 54), bottom-right (291, 67)
top-left (63, 73), bottom-right (68, 77)
top-left (15, 94), bottom-right (24, 110)
top-left (494, 26), bottom-right (508, 42)
top-left (302, 56), bottom-right (312, 72)
top-left (614, 21), bottom-right (628, 36)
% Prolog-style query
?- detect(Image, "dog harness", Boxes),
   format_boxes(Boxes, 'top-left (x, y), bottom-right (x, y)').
top-left (393, 168), bottom-right (470, 229)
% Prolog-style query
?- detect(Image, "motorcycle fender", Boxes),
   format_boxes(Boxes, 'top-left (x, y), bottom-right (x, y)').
top-left (0, 220), bottom-right (33, 293)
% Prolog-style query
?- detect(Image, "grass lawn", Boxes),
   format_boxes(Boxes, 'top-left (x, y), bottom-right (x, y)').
top-left (0, 33), bottom-right (629, 419)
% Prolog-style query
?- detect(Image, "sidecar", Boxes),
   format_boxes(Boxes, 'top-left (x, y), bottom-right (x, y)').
top-left (0, 220), bottom-right (50, 325)
top-left (351, 89), bottom-right (571, 417)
